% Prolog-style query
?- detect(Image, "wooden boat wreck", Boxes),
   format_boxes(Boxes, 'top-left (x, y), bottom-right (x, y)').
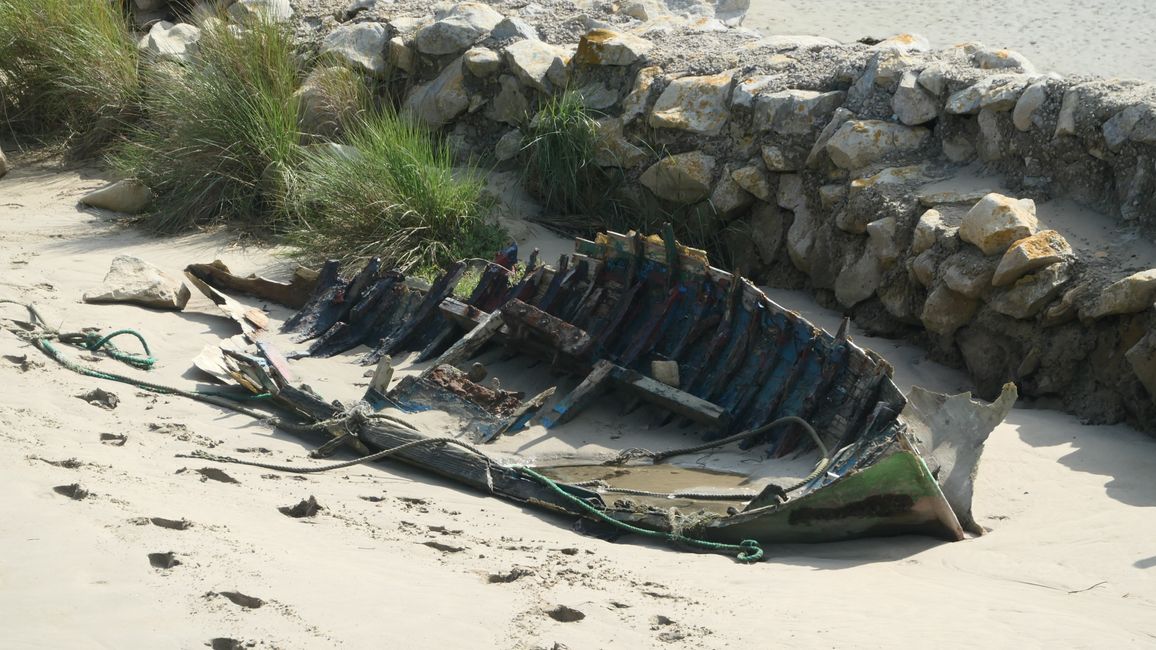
top-left (190, 230), bottom-right (1017, 555)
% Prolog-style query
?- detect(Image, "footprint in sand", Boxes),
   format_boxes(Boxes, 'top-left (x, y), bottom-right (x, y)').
top-left (194, 468), bottom-right (239, 484)
top-left (147, 552), bottom-right (181, 569)
top-left (278, 496), bottom-right (322, 518)
top-left (100, 433), bottom-right (127, 446)
top-left (207, 591), bottom-right (264, 609)
top-left (149, 517), bottom-right (192, 530)
top-left (546, 605), bottom-right (585, 623)
top-left (52, 484), bottom-right (88, 500)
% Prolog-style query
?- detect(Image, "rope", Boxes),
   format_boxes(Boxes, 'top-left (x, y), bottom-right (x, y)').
top-left (177, 435), bottom-right (497, 493)
top-left (517, 466), bottom-right (763, 563)
top-left (61, 328), bottom-right (156, 369)
top-left (0, 299), bottom-right (766, 562)
top-left (604, 415), bottom-right (831, 495)
top-left (570, 481), bottom-right (758, 501)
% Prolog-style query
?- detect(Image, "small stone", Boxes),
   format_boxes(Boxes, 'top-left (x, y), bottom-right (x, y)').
top-left (83, 255), bottom-right (191, 310)
top-left (912, 208), bottom-right (945, 254)
top-left (976, 108), bottom-right (1003, 161)
top-left (80, 180), bottom-right (153, 214)
top-left (573, 28), bottom-right (653, 66)
top-left (921, 285), bottom-right (979, 337)
top-left (870, 33), bottom-right (931, 53)
top-left (866, 216), bottom-right (899, 265)
top-left (593, 118), bottom-right (647, 168)
top-left (732, 74), bottom-right (777, 108)
top-left (776, 173), bottom-right (805, 210)
top-left (911, 249), bottom-right (938, 287)
top-left (979, 77), bottom-right (1028, 112)
top-left (1101, 103), bottom-right (1156, 151)
top-left (486, 74), bottom-right (530, 125)
top-left (786, 203), bottom-right (817, 273)
top-left (891, 71), bottom-right (938, 126)
top-left (992, 230), bottom-right (1072, 286)
top-left (818, 184), bottom-right (846, 209)
top-left (849, 165), bottom-right (930, 195)
top-left (760, 144), bottom-right (794, 171)
top-left (228, 0), bottom-right (293, 22)
top-left (388, 36), bottom-right (415, 73)
top-left (941, 249), bottom-right (997, 298)
top-left (805, 107), bottom-right (854, 167)
top-left (494, 129), bottom-right (523, 162)
top-left (750, 202), bottom-right (786, 261)
top-left (708, 167), bottom-right (754, 216)
top-left (463, 46), bottom-right (501, 77)
top-left (945, 75), bottom-right (1023, 115)
top-left (1081, 269), bottom-right (1156, 319)
top-left (402, 57), bottom-right (469, 127)
top-left (730, 165), bottom-right (772, 201)
top-left (488, 17), bottom-right (538, 43)
top-left (1012, 81), bottom-right (1047, 131)
top-left (1054, 88), bottom-right (1079, 137)
top-left (575, 81), bottom-right (619, 111)
top-left (138, 21), bottom-right (200, 63)
top-left (336, 0), bottom-right (375, 22)
top-left (987, 263), bottom-right (1071, 319)
top-left (504, 39), bottom-right (571, 93)
top-left (640, 152), bottom-right (716, 204)
top-left (1126, 330), bottom-right (1156, 401)
top-left (321, 22), bottom-right (388, 76)
top-left (971, 46), bottom-right (1035, 73)
top-left (917, 64), bottom-right (947, 96)
top-left (755, 89), bottom-right (845, 136)
top-left (825, 120), bottom-right (929, 169)
top-left (835, 248), bottom-right (882, 307)
top-left (649, 70), bottom-right (735, 136)
top-left (959, 193), bottom-right (1038, 256)
top-left (415, 3), bottom-right (503, 55)
top-left (621, 66), bottom-right (662, 125)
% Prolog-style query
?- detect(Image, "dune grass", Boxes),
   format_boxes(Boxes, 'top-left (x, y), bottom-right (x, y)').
top-left (110, 16), bottom-right (303, 233)
top-left (521, 91), bottom-right (622, 216)
top-left (0, 0), bottom-right (139, 155)
top-left (288, 108), bottom-right (506, 277)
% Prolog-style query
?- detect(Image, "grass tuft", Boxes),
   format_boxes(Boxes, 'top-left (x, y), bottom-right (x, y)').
top-left (110, 15), bottom-right (302, 233)
top-left (288, 108), bottom-right (507, 277)
top-left (0, 0), bottom-right (139, 155)
top-left (521, 91), bottom-right (620, 216)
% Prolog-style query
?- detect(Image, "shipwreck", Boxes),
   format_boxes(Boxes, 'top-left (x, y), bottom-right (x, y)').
top-left (173, 229), bottom-right (1018, 559)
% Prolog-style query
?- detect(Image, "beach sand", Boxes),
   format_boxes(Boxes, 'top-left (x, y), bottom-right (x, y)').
top-left (745, 0), bottom-right (1156, 81)
top-left (1, 165), bottom-right (1154, 649)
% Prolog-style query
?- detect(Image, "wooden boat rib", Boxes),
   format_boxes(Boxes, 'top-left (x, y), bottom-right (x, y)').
top-left (209, 230), bottom-right (1016, 548)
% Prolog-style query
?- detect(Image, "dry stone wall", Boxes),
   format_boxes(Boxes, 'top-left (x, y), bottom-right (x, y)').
top-left (138, 0), bottom-right (1156, 432)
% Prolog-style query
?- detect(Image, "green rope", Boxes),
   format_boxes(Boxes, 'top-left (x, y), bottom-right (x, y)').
top-left (516, 466), bottom-right (764, 563)
top-left (80, 329), bottom-right (156, 369)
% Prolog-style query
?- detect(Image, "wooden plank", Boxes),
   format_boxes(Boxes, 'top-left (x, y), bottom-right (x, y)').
top-left (607, 365), bottom-right (728, 426)
top-left (424, 308), bottom-right (505, 375)
top-left (185, 261), bottom-right (319, 309)
top-left (500, 299), bottom-right (592, 358)
top-left (539, 359), bottom-right (615, 428)
top-left (280, 260), bottom-right (342, 334)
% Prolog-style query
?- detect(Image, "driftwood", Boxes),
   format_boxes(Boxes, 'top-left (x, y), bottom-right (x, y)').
top-left (185, 261), bottom-right (319, 309)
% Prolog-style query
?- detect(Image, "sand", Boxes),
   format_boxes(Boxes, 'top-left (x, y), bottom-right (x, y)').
top-left (745, 0), bottom-right (1156, 81)
top-left (1, 163), bottom-right (1155, 649)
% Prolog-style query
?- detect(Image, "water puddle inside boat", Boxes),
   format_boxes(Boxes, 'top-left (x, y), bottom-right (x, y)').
top-left (537, 464), bottom-right (756, 513)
